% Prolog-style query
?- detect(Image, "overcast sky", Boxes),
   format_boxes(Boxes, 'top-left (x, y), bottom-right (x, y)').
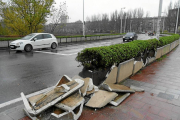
top-left (55, 0), bottom-right (178, 22)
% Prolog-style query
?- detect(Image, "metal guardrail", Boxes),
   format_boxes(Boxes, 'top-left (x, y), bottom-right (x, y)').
top-left (0, 35), bottom-right (122, 49)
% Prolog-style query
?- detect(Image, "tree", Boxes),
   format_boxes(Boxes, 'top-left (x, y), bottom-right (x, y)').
top-left (47, 1), bottom-right (67, 34)
top-left (0, 0), bottom-right (54, 35)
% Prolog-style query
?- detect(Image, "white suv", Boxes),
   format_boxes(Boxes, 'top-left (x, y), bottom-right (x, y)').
top-left (10, 33), bottom-right (58, 52)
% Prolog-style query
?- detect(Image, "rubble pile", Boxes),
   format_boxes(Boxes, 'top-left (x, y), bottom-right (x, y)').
top-left (21, 66), bottom-right (144, 120)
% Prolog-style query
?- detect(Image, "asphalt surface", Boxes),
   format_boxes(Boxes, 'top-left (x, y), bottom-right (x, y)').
top-left (0, 34), bottom-right (156, 105)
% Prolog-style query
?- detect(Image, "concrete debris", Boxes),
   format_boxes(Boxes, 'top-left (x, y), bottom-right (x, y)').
top-left (21, 75), bottom-right (84, 116)
top-left (55, 90), bottom-right (84, 111)
top-left (85, 90), bottom-right (118, 108)
top-left (104, 66), bottom-right (118, 84)
top-left (110, 93), bottom-right (130, 106)
top-left (21, 74), bottom-right (142, 119)
top-left (86, 85), bottom-right (99, 96)
top-left (130, 85), bottom-right (145, 92)
top-left (101, 83), bottom-right (135, 93)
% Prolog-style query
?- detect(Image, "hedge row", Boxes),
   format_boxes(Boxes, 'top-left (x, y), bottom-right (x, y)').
top-left (76, 34), bottom-right (179, 70)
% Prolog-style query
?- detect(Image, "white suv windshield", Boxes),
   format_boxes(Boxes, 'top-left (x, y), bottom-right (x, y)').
top-left (20, 33), bottom-right (36, 40)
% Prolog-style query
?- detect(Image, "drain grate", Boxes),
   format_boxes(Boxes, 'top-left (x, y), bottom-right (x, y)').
top-left (157, 92), bottom-right (174, 100)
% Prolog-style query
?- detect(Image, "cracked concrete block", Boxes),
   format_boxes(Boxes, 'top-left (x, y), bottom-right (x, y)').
top-left (72, 75), bottom-right (94, 96)
top-left (132, 61), bottom-right (143, 75)
top-left (117, 58), bottom-right (134, 83)
top-left (147, 57), bottom-right (155, 64)
top-left (85, 90), bottom-right (118, 108)
top-left (52, 100), bottom-right (84, 120)
top-left (86, 85), bottom-right (99, 96)
top-left (21, 75), bottom-right (84, 116)
top-left (104, 66), bottom-right (118, 84)
top-left (50, 110), bottom-right (74, 120)
top-left (110, 93), bottom-right (130, 106)
top-left (101, 83), bottom-right (135, 93)
top-left (79, 78), bottom-right (91, 96)
top-left (130, 85), bottom-right (145, 92)
top-left (55, 91), bottom-right (84, 111)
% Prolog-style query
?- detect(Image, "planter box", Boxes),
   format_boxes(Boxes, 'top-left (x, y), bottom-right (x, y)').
top-left (132, 60), bottom-right (143, 75)
top-left (116, 58), bottom-right (134, 83)
top-left (155, 46), bottom-right (163, 59)
top-left (162, 44), bottom-right (170, 56)
top-left (170, 41), bottom-right (176, 51)
top-left (147, 57), bottom-right (156, 65)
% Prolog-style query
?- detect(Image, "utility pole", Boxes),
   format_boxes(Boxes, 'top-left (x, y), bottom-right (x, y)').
top-left (175, 0), bottom-right (180, 34)
top-left (83, 0), bottom-right (85, 37)
top-left (120, 7), bottom-right (125, 33)
top-left (124, 15), bottom-right (126, 33)
top-left (157, 0), bottom-right (163, 40)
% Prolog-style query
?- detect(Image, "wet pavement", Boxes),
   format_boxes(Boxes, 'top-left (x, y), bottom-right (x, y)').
top-left (2, 42), bottom-right (180, 120)
top-left (0, 34), bottom-right (154, 104)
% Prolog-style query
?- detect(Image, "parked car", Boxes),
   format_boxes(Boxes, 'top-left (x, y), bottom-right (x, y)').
top-left (148, 31), bottom-right (155, 36)
top-left (10, 33), bottom-right (58, 52)
top-left (123, 32), bottom-right (138, 42)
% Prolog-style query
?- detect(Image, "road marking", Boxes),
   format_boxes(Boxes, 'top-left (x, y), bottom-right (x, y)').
top-left (34, 51), bottom-right (78, 56)
top-left (0, 87), bottom-right (53, 109)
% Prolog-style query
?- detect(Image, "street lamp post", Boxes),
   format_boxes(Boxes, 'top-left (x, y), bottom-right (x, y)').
top-left (175, 0), bottom-right (180, 34)
top-left (130, 20), bottom-right (132, 32)
top-left (161, 12), bottom-right (165, 33)
top-left (157, 0), bottom-right (163, 40)
top-left (83, 0), bottom-right (85, 37)
top-left (124, 15), bottom-right (126, 33)
top-left (120, 7), bottom-right (125, 33)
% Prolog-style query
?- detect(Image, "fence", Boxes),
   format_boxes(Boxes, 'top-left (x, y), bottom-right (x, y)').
top-left (0, 35), bottom-right (122, 48)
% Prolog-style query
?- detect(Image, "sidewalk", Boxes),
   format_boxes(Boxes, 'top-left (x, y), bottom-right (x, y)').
top-left (1, 45), bottom-right (180, 120)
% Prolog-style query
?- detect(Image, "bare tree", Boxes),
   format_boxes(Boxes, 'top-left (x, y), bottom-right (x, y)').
top-left (46, 1), bottom-right (68, 34)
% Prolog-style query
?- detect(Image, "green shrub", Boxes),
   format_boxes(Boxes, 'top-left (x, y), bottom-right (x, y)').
top-left (158, 34), bottom-right (179, 47)
top-left (76, 39), bottom-right (159, 69)
top-left (76, 34), bottom-right (179, 69)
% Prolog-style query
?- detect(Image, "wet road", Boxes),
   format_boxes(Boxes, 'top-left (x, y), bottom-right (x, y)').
top-left (0, 34), bottom-right (156, 104)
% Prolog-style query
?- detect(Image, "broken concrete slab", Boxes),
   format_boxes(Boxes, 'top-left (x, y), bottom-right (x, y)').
top-left (117, 58), bottom-right (134, 83)
top-left (21, 76), bottom-right (84, 116)
top-left (86, 85), bottom-right (99, 96)
top-left (72, 75), bottom-right (94, 96)
top-left (110, 93), bottom-right (130, 106)
top-left (104, 66), bottom-right (118, 84)
top-left (130, 85), bottom-right (145, 92)
top-left (85, 90), bottom-right (118, 108)
top-left (50, 110), bottom-right (74, 120)
top-left (101, 83), bottom-right (135, 93)
top-left (55, 91), bottom-right (84, 111)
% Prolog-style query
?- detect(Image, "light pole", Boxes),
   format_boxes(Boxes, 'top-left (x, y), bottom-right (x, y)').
top-left (124, 15), bottom-right (126, 33)
top-left (175, 0), bottom-right (180, 34)
top-left (157, 0), bottom-right (163, 39)
top-left (83, 0), bottom-right (85, 37)
top-left (120, 7), bottom-right (125, 33)
top-left (130, 20), bottom-right (132, 32)
top-left (161, 12), bottom-right (165, 33)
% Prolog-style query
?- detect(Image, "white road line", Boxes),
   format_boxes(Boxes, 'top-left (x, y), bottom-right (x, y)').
top-left (0, 87), bottom-right (53, 109)
top-left (34, 51), bottom-right (78, 56)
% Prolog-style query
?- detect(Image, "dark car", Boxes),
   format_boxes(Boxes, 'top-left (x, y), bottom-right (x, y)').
top-left (148, 31), bottom-right (155, 36)
top-left (123, 32), bottom-right (138, 42)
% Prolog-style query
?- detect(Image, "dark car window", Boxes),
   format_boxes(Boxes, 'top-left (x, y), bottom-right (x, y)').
top-left (43, 34), bottom-right (52, 39)
top-left (34, 34), bottom-right (43, 40)
top-left (125, 33), bottom-right (134, 37)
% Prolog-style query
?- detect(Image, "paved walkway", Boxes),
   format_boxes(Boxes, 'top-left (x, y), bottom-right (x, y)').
top-left (1, 45), bottom-right (180, 120)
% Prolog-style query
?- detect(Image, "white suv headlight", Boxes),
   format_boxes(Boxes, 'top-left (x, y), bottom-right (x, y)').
top-left (16, 42), bottom-right (23, 46)
top-left (130, 36), bottom-right (133, 38)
